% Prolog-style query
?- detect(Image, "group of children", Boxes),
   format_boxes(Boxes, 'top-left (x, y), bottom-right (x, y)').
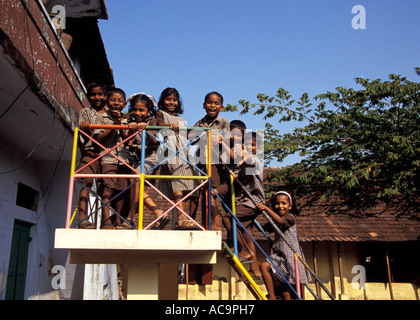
top-left (76, 83), bottom-right (310, 300)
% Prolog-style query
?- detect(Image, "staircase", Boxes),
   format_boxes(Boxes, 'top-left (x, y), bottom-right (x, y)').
top-left (222, 242), bottom-right (267, 300)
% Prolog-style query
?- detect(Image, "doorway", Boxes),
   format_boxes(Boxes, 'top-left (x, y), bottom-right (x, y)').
top-left (5, 221), bottom-right (32, 300)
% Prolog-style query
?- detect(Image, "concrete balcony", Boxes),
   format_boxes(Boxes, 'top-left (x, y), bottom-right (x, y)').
top-left (55, 229), bottom-right (222, 299)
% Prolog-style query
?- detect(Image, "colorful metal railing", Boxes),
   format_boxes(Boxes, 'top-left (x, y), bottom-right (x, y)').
top-left (66, 124), bottom-right (212, 230)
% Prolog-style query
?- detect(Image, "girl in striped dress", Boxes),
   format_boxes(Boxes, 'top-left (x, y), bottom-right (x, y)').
top-left (125, 93), bottom-right (169, 229)
top-left (156, 88), bottom-right (197, 229)
top-left (257, 191), bottom-right (312, 300)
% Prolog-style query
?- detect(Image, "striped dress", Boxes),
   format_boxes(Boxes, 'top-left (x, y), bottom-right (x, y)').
top-left (93, 108), bottom-right (128, 166)
top-left (78, 107), bottom-right (99, 152)
top-left (268, 214), bottom-right (312, 285)
top-left (126, 117), bottom-right (159, 174)
top-left (156, 110), bottom-right (196, 198)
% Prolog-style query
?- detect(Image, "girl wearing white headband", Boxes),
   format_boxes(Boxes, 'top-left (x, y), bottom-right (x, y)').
top-left (256, 191), bottom-right (312, 300)
top-left (272, 191), bottom-right (293, 206)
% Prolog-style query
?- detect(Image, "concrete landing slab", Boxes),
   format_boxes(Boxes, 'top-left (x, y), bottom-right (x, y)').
top-left (54, 229), bottom-right (222, 264)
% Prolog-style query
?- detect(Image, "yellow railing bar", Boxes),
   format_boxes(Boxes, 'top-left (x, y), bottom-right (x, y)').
top-left (138, 172), bottom-right (145, 230)
top-left (65, 126), bottom-right (80, 228)
top-left (223, 242), bottom-right (267, 300)
top-left (70, 126), bottom-right (79, 177)
top-left (232, 255), bottom-right (267, 300)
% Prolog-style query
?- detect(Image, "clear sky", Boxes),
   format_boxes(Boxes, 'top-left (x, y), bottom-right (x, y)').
top-left (98, 0), bottom-right (420, 166)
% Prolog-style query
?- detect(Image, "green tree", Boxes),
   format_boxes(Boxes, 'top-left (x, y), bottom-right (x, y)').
top-left (225, 69), bottom-right (420, 219)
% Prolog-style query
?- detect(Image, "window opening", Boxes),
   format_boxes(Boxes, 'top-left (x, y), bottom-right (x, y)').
top-left (16, 182), bottom-right (39, 212)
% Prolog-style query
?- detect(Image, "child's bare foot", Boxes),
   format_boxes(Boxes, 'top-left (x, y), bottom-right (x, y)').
top-left (250, 261), bottom-right (262, 278)
top-left (151, 210), bottom-right (170, 229)
top-left (176, 215), bottom-right (198, 230)
top-left (237, 250), bottom-right (252, 261)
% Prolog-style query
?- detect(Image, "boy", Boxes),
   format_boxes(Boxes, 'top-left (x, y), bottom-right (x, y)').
top-left (226, 131), bottom-right (265, 279)
top-left (77, 83), bottom-right (107, 229)
top-left (93, 87), bottom-right (129, 229)
top-left (192, 91), bottom-right (230, 231)
top-left (223, 120), bottom-right (247, 168)
top-left (217, 119), bottom-right (246, 211)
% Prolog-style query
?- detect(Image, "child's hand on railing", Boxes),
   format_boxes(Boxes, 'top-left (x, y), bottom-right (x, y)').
top-left (79, 121), bottom-right (90, 131)
top-left (170, 123), bottom-right (180, 133)
top-left (128, 122), bottom-right (138, 132)
top-left (137, 122), bottom-right (147, 131)
top-left (256, 202), bottom-right (268, 212)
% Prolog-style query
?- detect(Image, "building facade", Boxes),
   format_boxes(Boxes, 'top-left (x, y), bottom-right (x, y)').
top-left (0, 0), bottom-right (113, 300)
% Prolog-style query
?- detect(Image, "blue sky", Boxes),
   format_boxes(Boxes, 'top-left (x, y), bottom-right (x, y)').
top-left (98, 0), bottom-right (420, 166)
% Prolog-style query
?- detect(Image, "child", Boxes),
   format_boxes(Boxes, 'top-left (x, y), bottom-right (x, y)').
top-left (77, 83), bottom-right (107, 229)
top-left (218, 120), bottom-right (246, 230)
top-left (156, 87), bottom-right (197, 229)
top-left (257, 191), bottom-right (312, 300)
top-left (93, 87), bottom-right (129, 229)
top-left (125, 93), bottom-right (169, 229)
top-left (192, 91), bottom-right (230, 231)
top-left (225, 131), bottom-right (265, 279)
top-left (227, 120), bottom-right (247, 167)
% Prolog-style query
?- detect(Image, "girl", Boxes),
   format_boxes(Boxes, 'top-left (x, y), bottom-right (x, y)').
top-left (124, 93), bottom-right (169, 229)
top-left (156, 87), bottom-right (197, 229)
top-left (256, 191), bottom-right (312, 300)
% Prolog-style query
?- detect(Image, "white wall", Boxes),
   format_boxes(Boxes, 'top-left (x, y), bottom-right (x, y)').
top-left (0, 134), bottom-right (82, 300)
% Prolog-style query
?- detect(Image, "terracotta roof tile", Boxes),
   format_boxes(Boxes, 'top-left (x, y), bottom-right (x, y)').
top-left (252, 196), bottom-right (420, 242)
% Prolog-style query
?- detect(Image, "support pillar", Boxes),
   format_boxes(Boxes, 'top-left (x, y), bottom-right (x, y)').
top-left (127, 263), bottom-right (159, 300)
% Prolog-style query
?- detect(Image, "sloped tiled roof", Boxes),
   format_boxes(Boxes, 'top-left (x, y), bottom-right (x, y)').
top-left (256, 168), bottom-right (420, 242)
top-left (252, 203), bottom-right (420, 242)
top-left (295, 213), bottom-right (420, 242)
top-left (139, 167), bottom-right (420, 243)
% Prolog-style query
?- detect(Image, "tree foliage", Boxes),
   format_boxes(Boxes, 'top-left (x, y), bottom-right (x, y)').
top-left (225, 69), bottom-right (420, 218)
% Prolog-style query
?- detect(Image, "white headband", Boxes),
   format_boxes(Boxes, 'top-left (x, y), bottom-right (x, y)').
top-left (273, 191), bottom-right (293, 205)
top-left (127, 92), bottom-right (157, 108)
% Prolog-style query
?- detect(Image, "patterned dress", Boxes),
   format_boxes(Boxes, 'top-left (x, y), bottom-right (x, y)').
top-left (93, 108), bottom-right (128, 166)
top-left (156, 110), bottom-right (196, 198)
top-left (126, 117), bottom-right (159, 174)
top-left (79, 107), bottom-right (99, 153)
top-left (234, 154), bottom-right (265, 209)
top-left (268, 213), bottom-right (312, 284)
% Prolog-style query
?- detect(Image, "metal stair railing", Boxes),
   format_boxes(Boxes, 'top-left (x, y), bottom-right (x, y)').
top-left (219, 161), bottom-right (335, 300)
top-left (213, 187), bottom-right (302, 300)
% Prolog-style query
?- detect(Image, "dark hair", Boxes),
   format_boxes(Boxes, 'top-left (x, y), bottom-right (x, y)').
top-left (204, 91), bottom-right (224, 104)
top-left (270, 190), bottom-right (299, 215)
top-left (129, 94), bottom-right (157, 117)
top-left (244, 131), bottom-right (263, 146)
top-left (107, 87), bottom-right (126, 100)
top-left (157, 87), bottom-right (184, 114)
top-left (230, 120), bottom-right (246, 132)
top-left (87, 83), bottom-right (107, 95)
